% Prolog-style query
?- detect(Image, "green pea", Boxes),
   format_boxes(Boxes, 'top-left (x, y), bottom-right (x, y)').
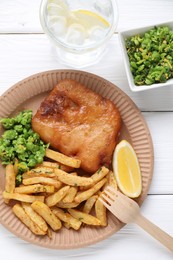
top-left (125, 25), bottom-right (173, 86)
top-left (0, 118), bottom-right (15, 129)
top-left (0, 110), bottom-right (48, 179)
top-left (16, 174), bottom-right (22, 186)
top-left (2, 130), bottom-right (18, 140)
top-left (26, 142), bottom-right (35, 151)
top-left (14, 125), bottom-right (23, 133)
top-left (28, 158), bottom-right (37, 167)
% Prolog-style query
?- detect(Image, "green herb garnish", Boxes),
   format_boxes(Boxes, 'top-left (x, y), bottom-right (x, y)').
top-left (97, 167), bottom-right (102, 174)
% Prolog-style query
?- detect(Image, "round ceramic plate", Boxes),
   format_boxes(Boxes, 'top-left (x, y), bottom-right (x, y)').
top-left (0, 70), bottom-right (154, 249)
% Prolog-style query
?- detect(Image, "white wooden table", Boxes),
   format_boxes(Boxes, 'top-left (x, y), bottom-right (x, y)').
top-left (0, 0), bottom-right (173, 259)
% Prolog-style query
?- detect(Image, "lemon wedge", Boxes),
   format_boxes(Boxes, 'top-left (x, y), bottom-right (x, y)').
top-left (112, 140), bottom-right (142, 198)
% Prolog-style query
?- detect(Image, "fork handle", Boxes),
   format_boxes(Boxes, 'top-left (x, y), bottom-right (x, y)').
top-left (135, 213), bottom-right (173, 252)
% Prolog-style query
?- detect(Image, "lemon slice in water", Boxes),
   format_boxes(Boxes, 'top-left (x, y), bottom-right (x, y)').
top-left (112, 140), bottom-right (142, 198)
top-left (71, 9), bottom-right (110, 30)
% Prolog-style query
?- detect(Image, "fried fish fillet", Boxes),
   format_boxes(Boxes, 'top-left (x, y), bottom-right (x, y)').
top-left (32, 79), bottom-right (121, 173)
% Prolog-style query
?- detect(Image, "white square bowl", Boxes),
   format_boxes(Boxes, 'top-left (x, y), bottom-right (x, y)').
top-left (119, 21), bottom-right (173, 92)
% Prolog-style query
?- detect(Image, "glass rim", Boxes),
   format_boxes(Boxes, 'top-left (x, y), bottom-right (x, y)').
top-left (39, 0), bottom-right (119, 53)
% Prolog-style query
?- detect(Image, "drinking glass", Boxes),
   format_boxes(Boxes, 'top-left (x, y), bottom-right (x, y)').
top-left (40, 0), bottom-right (118, 68)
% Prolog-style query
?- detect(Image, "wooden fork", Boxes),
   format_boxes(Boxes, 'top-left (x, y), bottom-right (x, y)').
top-left (99, 186), bottom-right (173, 252)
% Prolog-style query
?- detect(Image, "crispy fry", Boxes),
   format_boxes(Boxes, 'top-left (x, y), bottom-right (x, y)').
top-left (95, 198), bottom-right (107, 226)
top-left (13, 159), bottom-right (19, 175)
top-left (103, 170), bottom-right (117, 191)
top-left (22, 202), bottom-right (48, 232)
top-left (45, 149), bottom-right (81, 168)
top-left (3, 191), bottom-right (44, 203)
top-left (2, 141), bottom-right (114, 237)
top-left (83, 195), bottom-right (98, 214)
top-left (22, 172), bottom-right (56, 179)
top-left (47, 228), bottom-right (52, 238)
top-left (30, 167), bottom-right (54, 174)
top-left (13, 204), bottom-right (46, 235)
top-left (62, 186), bottom-right (78, 203)
top-left (68, 209), bottom-right (101, 226)
top-left (23, 176), bottom-right (62, 189)
top-left (31, 201), bottom-right (62, 231)
top-left (41, 161), bottom-right (74, 172)
top-left (54, 168), bottom-right (93, 186)
top-left (14, 184), bottom-right (54, 194)
top-left (91, 166), bottom-right (109, 183)
top-left (63, 222), bottom-right (70, 229)
top-left (70, 172), bottom-right (77, 176)
top-left (52, 208), bottom-right (82, 230)
top-left (56, 201), bottom-right (80, 209)
top-left (80, 166), bottom-right (109, 190)
top-left (108, 170), bottom-right (118, 190)
top-left (45, 186), bottom-right (70, 207)
top-left (74, 178), bottom-right (107, 203)
top-left (4, 164), bottom-right (16, 203)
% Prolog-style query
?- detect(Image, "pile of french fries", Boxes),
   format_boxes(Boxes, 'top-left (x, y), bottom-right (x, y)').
top-left (2, 148), bottom-right (117, 237)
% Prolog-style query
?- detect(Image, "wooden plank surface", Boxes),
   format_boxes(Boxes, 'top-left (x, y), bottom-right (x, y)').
top-left (0, 1), bottom-right (173, 259)
top-left (0, 0), bottom-right (173, 33)
top-left (1, 34), bottom-right (173, 111)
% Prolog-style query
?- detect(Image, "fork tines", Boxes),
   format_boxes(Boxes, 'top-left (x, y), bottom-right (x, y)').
top-left (98, 186), bottom-right (118, 210)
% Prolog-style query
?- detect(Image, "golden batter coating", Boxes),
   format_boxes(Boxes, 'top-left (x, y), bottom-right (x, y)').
top-left (32, 79), bottom-right (121, 173)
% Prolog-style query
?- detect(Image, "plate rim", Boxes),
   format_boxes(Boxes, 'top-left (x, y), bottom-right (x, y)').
top-left (0, 69), bottom-right (154, 250)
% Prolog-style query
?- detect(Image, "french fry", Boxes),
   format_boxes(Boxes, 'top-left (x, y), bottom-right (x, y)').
top-left (22, 172), bottom-right (56, 179)
top-left (13, 204), bottom-right (46, 235)
top-left (2, 144), bottom-right (114, 237)
top-left (4, 164), bottom-right (16, 203)
top-left (108, 170), bottom-right (118, 190)
top-left (80, 166), bottom-right (109, 190)
top-left (30, 167), bottom-right (54, 174)
top-left (22, 202), bottom-right (48, 233)
top-left (95, 198), bottom-right (107, 226)
top-left (23, 176), bottom-right (62, 189)
top-left (68, 209), bottom-right (101, 226)
top-left (83, 195), bottom-right (98, 214)
top-left (103, 170), bottom-right (117, 191)
top-left (31, 201), bottom-right (62, 231)
top-left (14, 184), bottom-right (55, 194)
top-left (47, 228), bottom-right (52, 239)
top-left (45, 148), bottom-right (81, 168)
top-left (63, 222), bottom-right (70, 229)
top-left (13, 159), bottom-right (19, 175)
top-left (62, 186), bottom-right (78, 203)
top-left (56, 201), bottom-right (80, 208)
top-left (52, 208), bottom-right (82, 230)
top-left (3, 191), bottom-right (44, 203)
top-left (54, 168), bottom-right (93, 186)
top-left (41, 161), bottom-right (74, 173)
top-left (45, 186), bottom-right (70, 207)
top-left (91, 166), bottom-right (109, 183)
top-left (74, 178), bottom-right (107, 203)
top-left (70, 172), bottom-right (77, 176)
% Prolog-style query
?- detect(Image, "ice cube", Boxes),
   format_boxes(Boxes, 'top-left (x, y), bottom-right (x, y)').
top-left (47, 1), bottom-right (69, 16)
top-left (49, 16), bottom-right (67, 36)
top-left (66, 23), bottom-right (86, 45)
top-left (47, 4), bottom-right (64, 16)
top-left (90, 26), bottom-right (106, 42)
top-left (94, 0), bottom-right (112, 17)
